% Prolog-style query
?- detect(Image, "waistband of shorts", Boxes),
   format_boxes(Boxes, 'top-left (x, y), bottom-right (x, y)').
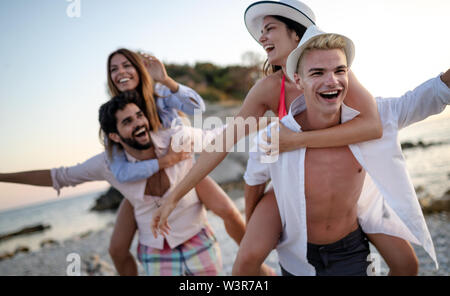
top-left (307, 225), bottom-right (366, 251)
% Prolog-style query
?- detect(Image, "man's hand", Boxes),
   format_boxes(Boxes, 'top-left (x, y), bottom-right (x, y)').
top-left (151, 198), bottom-right (177, 238)
top-left (440, 68), bottom-right (450, 88)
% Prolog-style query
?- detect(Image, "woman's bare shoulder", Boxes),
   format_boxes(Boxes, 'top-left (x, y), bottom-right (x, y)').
top-left (248, 72), bottom-right (281, 101)
top-left (238, 72), bottom-right (282, 117)
top-left (257, 71), bottom-right (282, 88)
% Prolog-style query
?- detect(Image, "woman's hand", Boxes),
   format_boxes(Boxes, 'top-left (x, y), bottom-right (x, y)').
top-left (260, 121), bottom-right (303, 155)
top-left (139, 51), bottom-right (179, 93)
top-left (151, 198), bottom-right (175, 238)
top-left (277, 122), bottom-right (304, 153)
top-left (158, 138), bottom-right (192, 169)
top-left (138, 52), bottom-right (169, 83)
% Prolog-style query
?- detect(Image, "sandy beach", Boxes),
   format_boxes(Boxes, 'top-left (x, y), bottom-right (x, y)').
top-left (0, 196), bottom-right (448, 276)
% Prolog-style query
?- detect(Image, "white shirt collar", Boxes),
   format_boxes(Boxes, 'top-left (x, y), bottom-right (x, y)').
top-left (282, 96), bottom-right (361, 131)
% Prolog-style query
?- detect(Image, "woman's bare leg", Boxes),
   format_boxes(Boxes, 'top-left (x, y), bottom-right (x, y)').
top-left (109, 198), bottom-right (138, 276)
top-left (232, 190), bottom-right (281, 275)
top-left (367, 233), bottom-right (419, 276)
top-left (195, 176), bottom-right (245, 245)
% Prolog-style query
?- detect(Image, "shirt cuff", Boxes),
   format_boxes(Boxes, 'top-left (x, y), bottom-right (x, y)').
top-left (50, 168), bottom-right (61, 196)
top-left (243, 172), bottom-right (268, 186)
top-left (146, 159), bottom-right (160, 174)
top-left (171, 83), bottom-right (206, 113)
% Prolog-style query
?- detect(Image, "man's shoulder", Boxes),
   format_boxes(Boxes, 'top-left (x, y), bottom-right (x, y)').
top-left (82, 151), bottom-right (110, 170)
top-left (374, 97), bottom-right (396, 119)
top-left (90, 151), bottom-right (108, 160)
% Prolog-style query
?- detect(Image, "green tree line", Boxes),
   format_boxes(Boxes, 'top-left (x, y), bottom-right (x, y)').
top-left (165, 60), bottom-right (263, 103)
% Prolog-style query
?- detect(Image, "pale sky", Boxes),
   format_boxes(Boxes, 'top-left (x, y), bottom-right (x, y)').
top-left (0, 0), bottom-right (449, 211)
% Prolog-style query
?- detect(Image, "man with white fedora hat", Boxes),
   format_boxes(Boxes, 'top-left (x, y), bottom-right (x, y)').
top-left (244, 25), bottom-right (449, 275)
top-left (285, 25), bottom-right (355, 82)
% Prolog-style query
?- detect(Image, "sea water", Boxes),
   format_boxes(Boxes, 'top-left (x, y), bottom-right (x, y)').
top-left (0, 191), bottom-right (116, 254)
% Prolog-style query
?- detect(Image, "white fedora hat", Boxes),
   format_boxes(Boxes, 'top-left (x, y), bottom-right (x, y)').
top-left (245, 0), bottom-right (316, 43)
top-left (286, 25), bottom-right (355, 82)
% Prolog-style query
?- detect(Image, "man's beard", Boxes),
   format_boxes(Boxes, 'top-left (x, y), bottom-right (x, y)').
top-left (119, 127), bottom-right (152, 150)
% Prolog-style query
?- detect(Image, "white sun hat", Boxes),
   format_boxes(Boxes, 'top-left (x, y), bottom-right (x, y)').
top-left (244, 0), bottom-right (316, 43)
top-left (286, 25), bottom-right (355, 82)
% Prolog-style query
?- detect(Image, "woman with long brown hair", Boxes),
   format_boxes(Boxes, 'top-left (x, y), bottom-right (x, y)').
top-left (105, 48), bottom-right (246, 275)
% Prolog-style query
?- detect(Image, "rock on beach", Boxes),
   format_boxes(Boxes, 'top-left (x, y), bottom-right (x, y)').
top-left (0, 224), bottom-right (51, 242)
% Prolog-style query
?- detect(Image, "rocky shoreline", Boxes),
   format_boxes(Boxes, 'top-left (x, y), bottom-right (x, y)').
top-left (0, 197), bottom-right (448, 276)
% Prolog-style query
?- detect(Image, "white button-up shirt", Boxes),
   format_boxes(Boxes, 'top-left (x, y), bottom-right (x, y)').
top-left (244, 75), bottom-right (450, 275)
top-left (51, 125), bottom-right (219, 250)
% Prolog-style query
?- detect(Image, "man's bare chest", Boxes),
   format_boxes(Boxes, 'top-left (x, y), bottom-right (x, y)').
top-left (304, 146), bottom-right (365, 198)
top-left (144, 169), bottom-right (171, 197)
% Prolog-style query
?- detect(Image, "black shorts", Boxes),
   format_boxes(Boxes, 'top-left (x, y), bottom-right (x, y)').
top-left (281, 226), bottom-right (371, 276)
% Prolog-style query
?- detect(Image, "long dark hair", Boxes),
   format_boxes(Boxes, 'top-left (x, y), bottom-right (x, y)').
top-left (263, 15), bottom-right (307, 76)
top-left (107, 49), bottom-right (162, 132)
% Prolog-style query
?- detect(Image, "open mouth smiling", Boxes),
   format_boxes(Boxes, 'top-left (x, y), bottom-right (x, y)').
top-left (133, 126), bottom-right (148, 138)
top-left (118, 77), bottom-right (131, 84)
top-left (264, 44), bottom-right (275, 53)
top-left (319, 90), bottom-right (341, 100)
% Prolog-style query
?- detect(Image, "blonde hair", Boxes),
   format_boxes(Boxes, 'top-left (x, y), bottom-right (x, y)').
top-left (298, 34), bottom-right (347, 76)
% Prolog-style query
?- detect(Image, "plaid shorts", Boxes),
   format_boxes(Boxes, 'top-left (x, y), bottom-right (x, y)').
top-left (137, 227), bottom-right (222, 276)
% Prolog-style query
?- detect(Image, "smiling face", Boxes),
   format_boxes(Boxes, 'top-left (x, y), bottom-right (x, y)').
top-left (109, 103), bottom-right (152, 151)
top-left (109, 53), bottom-right (140, 92)
top-left (259, 16), bottom-right (300, 67)
top-left (295, 48), bottom-right (348, 117)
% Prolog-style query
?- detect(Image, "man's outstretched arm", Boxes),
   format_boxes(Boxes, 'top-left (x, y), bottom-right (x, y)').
top-left (0, 170), bottom-right (52, 187)
top-left (0, 153), bottom-right (108, 192)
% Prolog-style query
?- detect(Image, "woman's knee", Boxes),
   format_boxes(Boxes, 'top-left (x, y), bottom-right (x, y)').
top-left (238, 241), bottom-right (268, 267)
top-left (233, 250), bottom-right (262, 275)
top-left (389, 253), bottom-right (419, 276)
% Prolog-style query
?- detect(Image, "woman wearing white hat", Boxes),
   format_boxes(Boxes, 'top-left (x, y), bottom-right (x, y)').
top-left (152, 0), bottom-right (418, 275)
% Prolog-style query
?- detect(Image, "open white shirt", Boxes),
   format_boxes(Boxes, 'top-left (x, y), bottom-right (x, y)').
top-left (244, 75), bottom-right (450, 275)
top-left (51, 125), bottom-right (222, 250)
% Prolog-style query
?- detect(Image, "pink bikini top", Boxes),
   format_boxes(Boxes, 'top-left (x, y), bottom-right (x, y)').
top-left (278, 75), bottom-right (288, 119)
